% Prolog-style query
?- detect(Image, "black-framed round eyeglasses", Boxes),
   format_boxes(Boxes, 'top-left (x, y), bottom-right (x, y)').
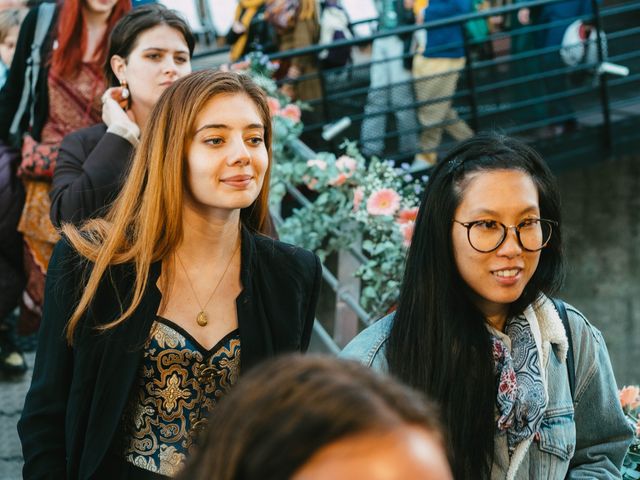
top-left (453, 218), bottom-right (557, 253)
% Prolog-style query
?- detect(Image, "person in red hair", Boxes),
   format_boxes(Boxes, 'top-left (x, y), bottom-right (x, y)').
top-left (0, 0), bottom-right (130, 377)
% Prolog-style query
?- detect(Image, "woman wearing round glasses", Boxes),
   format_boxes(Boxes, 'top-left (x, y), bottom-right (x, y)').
top-left (342, 134), bottom-right (632, 479)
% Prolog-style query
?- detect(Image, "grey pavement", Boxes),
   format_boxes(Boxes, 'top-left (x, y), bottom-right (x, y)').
top-left (0, 352), bottom-right (35, 480)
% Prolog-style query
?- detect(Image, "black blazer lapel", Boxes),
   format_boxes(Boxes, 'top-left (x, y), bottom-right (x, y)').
top-left (80, 262), bottom-right (162, 478)
top-left (237, 227), bottom-right (274, 371)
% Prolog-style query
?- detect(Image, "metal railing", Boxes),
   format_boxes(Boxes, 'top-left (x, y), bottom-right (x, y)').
top-left (196, 0), bottom-right (640, 353)
top-left (246, 0), bottom-right (638, 165)
top-left (269, 137), bottom-right (373, 354)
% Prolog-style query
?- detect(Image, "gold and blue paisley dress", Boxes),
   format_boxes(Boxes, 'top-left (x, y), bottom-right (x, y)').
top-left (118, 318), bottom-right (240, 478)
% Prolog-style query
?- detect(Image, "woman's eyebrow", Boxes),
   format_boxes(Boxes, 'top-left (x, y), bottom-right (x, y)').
top-left (142, 47), bottom-right (190, 55)
top-left (195, 123), bottom-right (264, 134)
top-left (467, 206), bottom-right (539, 217)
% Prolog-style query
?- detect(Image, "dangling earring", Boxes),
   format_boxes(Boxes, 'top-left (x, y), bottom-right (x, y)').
top-left (120, 79), bottom-right (129, 99)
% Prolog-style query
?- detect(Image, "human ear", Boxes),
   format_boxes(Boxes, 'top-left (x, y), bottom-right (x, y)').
top-left (110, 55), bottom-right (127, 83)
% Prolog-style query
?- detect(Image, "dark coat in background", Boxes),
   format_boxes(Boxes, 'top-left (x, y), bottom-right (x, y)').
top-left (0, 144), bottom-right (25, 319)
top-left (49, 124), bottom-right (134, 227)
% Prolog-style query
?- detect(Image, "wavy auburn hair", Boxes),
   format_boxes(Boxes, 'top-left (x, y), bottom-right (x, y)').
top-left (51, 0), bottom-right (131, 79)
top-left (62, 70), bottom-right (273, 344)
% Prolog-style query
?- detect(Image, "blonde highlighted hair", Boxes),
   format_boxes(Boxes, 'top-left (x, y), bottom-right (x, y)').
top-left (62, 70), bottom-right (273, 344)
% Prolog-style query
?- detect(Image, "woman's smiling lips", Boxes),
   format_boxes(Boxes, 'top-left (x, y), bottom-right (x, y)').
top-left (491, 267), bottom-right (522, 286)
top-left (221, 174), bottom-right (253, 188)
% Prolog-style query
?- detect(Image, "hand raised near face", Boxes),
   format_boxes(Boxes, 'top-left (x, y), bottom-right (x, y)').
top-left (101, 86), bottom-right (138, 129)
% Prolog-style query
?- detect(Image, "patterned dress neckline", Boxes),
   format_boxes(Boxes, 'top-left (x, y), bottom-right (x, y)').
top-left (120, 318), bottom-right (241, 477)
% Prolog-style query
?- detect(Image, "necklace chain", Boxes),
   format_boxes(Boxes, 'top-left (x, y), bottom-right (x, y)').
top-left (176, 239), bottom-right (240, 327)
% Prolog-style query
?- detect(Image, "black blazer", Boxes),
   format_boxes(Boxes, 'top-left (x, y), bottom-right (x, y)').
top-left (18, 228), bottom-right (322, 479)
top-left (0, 5), bottom-right (58, 143)
top-left (50, 124), bottom-right (134, 227)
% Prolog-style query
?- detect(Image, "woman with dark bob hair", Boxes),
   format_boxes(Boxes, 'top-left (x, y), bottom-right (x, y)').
top-left (342, 134), bottom-right (633, 479)
top-left (50, 4), bottom-right (194, 227)
top-left (19, 70), bottom-right (321, 478)
top-left (179, 354), bottom-right (453, 480)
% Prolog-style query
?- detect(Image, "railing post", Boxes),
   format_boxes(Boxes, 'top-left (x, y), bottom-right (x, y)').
top-left (591, 0), bottom-right (613, 151)
top-left (333, 237), bottom-right (362, 347)
top-left (462, 23), bottom-right (480, 132)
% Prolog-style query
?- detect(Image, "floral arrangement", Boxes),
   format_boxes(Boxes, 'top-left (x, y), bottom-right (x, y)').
top-left (620, 386), bottom-right (640, 479)
top-left (277, 140), bottom-right (426, 315)
top-left (236, 52), bottom-right (427, 317)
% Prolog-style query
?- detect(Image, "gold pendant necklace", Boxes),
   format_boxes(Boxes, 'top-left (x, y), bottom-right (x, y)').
top-left (176, 240), bottom-right (240, 327)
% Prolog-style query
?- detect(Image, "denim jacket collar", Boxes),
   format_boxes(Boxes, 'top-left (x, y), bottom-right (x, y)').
top-left (506, 295), bottom-right (570, 479)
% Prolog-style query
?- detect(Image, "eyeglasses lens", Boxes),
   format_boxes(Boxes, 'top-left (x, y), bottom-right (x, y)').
top-left (469, 220), bottom-right (552, 252)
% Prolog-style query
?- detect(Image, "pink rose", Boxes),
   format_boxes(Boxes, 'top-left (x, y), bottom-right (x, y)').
top-left (398, 207), bottom-right (419, 224)
top-left (302, 175), bottom-right (318, 191)
top-left (352, 187), bottom-right (364, 211)
top-left (279, 104), bottom-right (301, 123)
top-left (306, 159), bottom-right (327, 170)
top-left (366, 188), bottom-right (401, 216)
top-left (267, 97), bottom-right (281, 117)
top-left (399, 221), bottom-right (415, 247)
top-left (335, 155), bottom-right (358, 178)
top-left (329, 173), bottom-right (348, 187)
top-left (231, 60), bottom-right (250, 71)
top-left (619, 385), bottom-right (640, 410)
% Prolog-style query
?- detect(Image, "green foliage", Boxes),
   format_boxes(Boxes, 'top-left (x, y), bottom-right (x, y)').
top-left (241, 56), bottom-right (427, 317)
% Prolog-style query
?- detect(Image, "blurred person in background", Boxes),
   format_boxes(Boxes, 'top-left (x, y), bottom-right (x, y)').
top-left (507, 0), bottom-right (549, 130)
top-left (0, 8), bottom-right (25, 86)
top-left (19, 70), bottom-right (321, 479)
top-left (343, 134), bottom-right (632, 479)
top-left (412, 0), bottom-right (474, 168)
top-left (359, 0), bottom-right (418, 161)
top-left (226, 0), bottom-right (278, 62)
top-left (517, 0), bottom-right (594, 135)
top-left (273, 0), bottom-right (321, 103)
top-left (178, 354), bottom-right (453, 480)
top-left (0, 0), bottom-right (130, 374)
top-left (269, 0), bottom-right (324, 149)
top-left (50, 4), bottom-right (194, 227)
top-left (0, 7), bottom-right (25, 379)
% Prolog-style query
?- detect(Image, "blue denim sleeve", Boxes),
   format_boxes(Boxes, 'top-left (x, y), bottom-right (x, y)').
top-left (339, 313), bottom-right (393, 373)
top-left (566, 307), bottom-right (634, 479)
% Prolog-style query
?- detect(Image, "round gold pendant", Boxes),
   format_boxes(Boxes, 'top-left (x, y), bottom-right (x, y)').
top-left (196, 311), bottom-right (208, 327)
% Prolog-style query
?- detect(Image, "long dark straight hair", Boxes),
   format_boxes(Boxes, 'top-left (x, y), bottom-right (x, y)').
top-left (387, 134), bottom-right (564, 479)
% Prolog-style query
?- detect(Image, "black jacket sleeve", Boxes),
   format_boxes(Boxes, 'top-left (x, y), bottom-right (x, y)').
top-left (50, 125), bottom-right (133, 227)
top-left (17, 239), bottom-right (80, 479)
top-left (301, 253), bottom-right (322, 351)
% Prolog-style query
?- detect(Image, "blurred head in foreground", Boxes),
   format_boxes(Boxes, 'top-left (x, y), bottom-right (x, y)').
top-left (179, 354), bottom-right (452, 480)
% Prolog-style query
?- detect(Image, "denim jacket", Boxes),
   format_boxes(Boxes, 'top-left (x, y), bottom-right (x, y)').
top-left (341, 297), bottom-right (633, 479)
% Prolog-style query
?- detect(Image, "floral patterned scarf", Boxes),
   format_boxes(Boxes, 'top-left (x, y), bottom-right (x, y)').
top-left (492, 314), bottom-right (547, 455)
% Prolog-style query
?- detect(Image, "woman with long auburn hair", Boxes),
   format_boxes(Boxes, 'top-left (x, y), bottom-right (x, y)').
top-left (342, 134), bottom-right (632, 479)
top-left (0, 0), bottom-right (130, 375)
top-left (18, 70), bottom-right (322, 478)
